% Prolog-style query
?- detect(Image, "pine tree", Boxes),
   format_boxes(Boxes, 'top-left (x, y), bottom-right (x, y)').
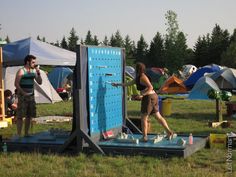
top-left (221, 28), bottom-right (236, 68)
top-left (109, 34), bottom-right (116, 47)
top-left (102, 36), bottom-right (109, 46)
top-left (84, 30), bottom-right (93, 45)
top-left (93, 35), bottom-right (99, 45)
top-left (193, 35), bottom-right (211, 67)
top-left (174, 32), bottom-right (188, 69)
top-left (221, 41), bottom-right (236, 68)
top-left (209, 24), bottom-right (230, 65)
top-left (68, 27), bottom-right (79, 51)
top-left (109, 30), bottom-right (123, 47)
top-left (229, 29), bottom-right (236, 43)
top-left (135, 34), bottom-right (148, 64)
top-left (147, 32), bottom-right (164, 67)
top-left (60, 36), bottom-right (68, 49)
top-left (124, 35), bottom-right (135, 66)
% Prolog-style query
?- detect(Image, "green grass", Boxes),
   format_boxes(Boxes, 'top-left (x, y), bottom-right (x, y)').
top-left (0, 97), bottom-right (236, 177)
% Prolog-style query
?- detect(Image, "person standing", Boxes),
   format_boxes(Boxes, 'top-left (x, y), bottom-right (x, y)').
top-left (112, 62), bottom-right (173, 142)
top-left (15, 55), bottom-right (42, 137)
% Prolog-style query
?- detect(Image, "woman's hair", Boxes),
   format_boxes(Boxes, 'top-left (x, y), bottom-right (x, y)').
top-left (136, 62), bottom-right (146, 75)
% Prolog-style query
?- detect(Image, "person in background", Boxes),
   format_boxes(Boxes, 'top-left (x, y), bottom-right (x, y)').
top-left (12, 89), bottom-right (18, 104)
top-left (112, 62), bottom-right (173, 142)
top-left (4, 89), bottom-right (17, 117)
top-left (15, 55), bottom-right (42, 137)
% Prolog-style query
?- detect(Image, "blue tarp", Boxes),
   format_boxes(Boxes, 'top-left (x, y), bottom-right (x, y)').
top-left (184, 66), bottom-right (221, 89)
top-left (48, 67), bottom-right (73, 89)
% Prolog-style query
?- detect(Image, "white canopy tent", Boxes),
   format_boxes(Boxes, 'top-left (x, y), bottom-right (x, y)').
top-left (3, 37), bottom-right (76, 66)
top-left (1, 37), bottom-right (77, 103)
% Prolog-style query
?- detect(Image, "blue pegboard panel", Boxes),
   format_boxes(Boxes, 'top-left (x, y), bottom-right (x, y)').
top-left (88, 47), bottom-right (123, 135)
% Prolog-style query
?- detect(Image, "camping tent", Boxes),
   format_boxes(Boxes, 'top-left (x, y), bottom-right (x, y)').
top-left (146, 68), bottom-right (163, 82)
top-left (125, 66), bottom-right (135, 79)
top-left (3, 66), bottom-right (62, 103)
top-left (146, 67), bottom-right (168, 90)
top-left (184, 66), bottom-right (221, 89)
top-left (179, 64), bottom-right (197, 80)
top-left (125, 75), bottom-right (140, 100)
top-left (158, 75), bottom-right (187, 94)
top-left (152, 75), bottom-right (167, 90)
top-left (188, 76), bottom-right (220, 100)
top-left (48, 67), bottom-right (73, 89)
top-left (210, 68), bottom-right (236, 90)
top-left (3, 37), bottom-right (76, 66)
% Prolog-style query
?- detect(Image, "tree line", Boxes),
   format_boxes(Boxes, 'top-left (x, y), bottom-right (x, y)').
top-left (1, 10), bottom-right (236, 73)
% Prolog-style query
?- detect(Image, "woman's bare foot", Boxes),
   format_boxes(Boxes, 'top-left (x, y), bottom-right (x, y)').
top-left (141, 136), bottom-right (148, 142)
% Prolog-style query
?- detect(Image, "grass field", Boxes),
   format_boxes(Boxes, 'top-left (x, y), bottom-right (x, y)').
top-left (0, 96), bottom-right (235, 177)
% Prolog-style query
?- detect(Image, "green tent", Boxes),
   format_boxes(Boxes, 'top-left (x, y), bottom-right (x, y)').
top-left (152, 75), bottom-right (167, 90)
top-left (125, 75), bottom-right (140, 100)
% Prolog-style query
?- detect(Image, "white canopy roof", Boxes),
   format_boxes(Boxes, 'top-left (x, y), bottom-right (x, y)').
top-left (3, 37), bottom-right (76, 66)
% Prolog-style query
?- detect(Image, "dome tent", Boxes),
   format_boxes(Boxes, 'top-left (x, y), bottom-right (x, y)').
top-left (188, 76), bottom-right (220, 100)
top-left (210, 68), bottom-right (236, 90)
top-left (158, 75), bottom-right (187, 94)
top-left (184, 66), bottom-right (221, 89)
top-left (48, 67), bottom-right (73, 89)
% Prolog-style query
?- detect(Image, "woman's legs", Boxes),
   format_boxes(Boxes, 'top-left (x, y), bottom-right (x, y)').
top-left (141, 113), bottom-right (149, 141)
top-left (154, 111), bottom-right (173, 136)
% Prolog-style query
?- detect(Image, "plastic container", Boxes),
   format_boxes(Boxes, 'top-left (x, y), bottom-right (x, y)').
top-left (161, 99), bottom-right (172, 116)
top-left (209, 133), bottom-right (227, 149)
top-left (189, 133), bottom-right (193, 145)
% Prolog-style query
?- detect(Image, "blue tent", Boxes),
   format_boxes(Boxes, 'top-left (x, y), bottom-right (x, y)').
top-left (48, 67), bottom-right (73, 89)
top-left (184, 66), bottom-right (220, 89)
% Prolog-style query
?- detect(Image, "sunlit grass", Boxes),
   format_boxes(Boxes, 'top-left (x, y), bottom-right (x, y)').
top-left (0, 96), bottom-right (235, 176)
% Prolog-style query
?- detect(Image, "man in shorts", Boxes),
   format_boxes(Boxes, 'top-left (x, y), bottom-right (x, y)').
top-left (15, 55), bottom-right (42, 137)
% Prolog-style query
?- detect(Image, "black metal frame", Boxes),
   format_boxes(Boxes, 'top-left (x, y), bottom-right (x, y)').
top-left (59, 45), bottom-right (104, 154)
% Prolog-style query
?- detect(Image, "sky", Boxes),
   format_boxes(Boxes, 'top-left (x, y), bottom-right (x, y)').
top-left (1, 0), bottom-right (236, 49)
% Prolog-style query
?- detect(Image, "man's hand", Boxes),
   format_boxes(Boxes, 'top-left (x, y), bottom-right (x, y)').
top-left (35, 65), bottom-right (40, 75)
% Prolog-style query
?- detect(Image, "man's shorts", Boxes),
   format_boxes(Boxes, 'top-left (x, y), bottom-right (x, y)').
top-left (17, 94), bottom-right (36, 118)
top-left (141, 93), bottom-right (159, 115)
